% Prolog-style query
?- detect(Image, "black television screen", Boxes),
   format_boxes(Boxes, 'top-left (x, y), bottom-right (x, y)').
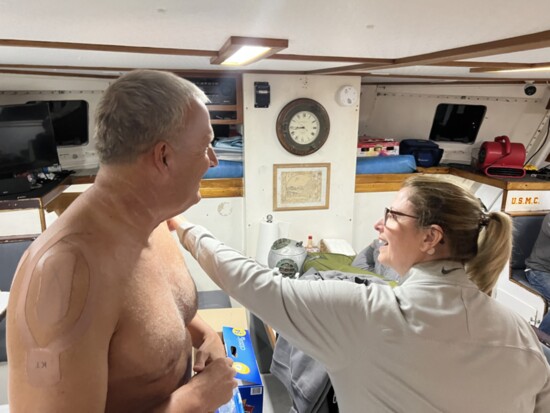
top-left (0, 102), bottom-right (59, 178)
top-left (27, 100), bottom-right (89, 147)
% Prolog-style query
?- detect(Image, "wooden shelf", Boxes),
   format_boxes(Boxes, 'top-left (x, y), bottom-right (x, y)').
top-left (200, 178), bottom-right (243, 198)
top-left (354, 166), bottom-right (550, 193)
top-left (181, 74), bottom-right (243, 125)
top-left (66, 175), bottom-right (244, 198)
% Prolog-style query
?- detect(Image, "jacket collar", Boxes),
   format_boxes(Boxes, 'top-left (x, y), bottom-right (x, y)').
top-left (400, 260), bottom-right (478, 289)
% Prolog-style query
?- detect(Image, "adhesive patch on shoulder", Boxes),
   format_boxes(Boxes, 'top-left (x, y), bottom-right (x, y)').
top-left (17, 233), bottom-right (98, 355)
top-left (36, 251), bottom-right (78, 325)
top-left (26, 347), bottom-right (61, 386)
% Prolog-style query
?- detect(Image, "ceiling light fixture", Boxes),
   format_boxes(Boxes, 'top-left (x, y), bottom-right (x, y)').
top-left (211, 36), bottom-right (289, 66)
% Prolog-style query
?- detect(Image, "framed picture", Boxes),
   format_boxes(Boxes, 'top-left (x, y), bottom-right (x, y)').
top-left (273, 163), bottom-right (331, 211)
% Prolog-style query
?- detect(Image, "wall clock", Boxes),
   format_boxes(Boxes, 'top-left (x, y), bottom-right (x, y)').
top-left (276, 98), bottom-right (330, 156)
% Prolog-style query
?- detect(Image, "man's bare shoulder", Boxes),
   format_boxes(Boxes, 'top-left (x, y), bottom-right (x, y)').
top-left (9, 225), bottom-right (122, 346)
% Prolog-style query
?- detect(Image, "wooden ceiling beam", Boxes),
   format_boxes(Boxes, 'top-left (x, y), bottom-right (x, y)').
top-left (470, 62), bottom-right (550, 73)
top-left (432, 61), bottom-right (534, 69)
top-left (358, 73), bottom-right (550, 82)
top-left (0, 69), bottom-right (117, 79)
top-left (269, 54), bottom-right (392, 64)
top-left (2, 35), bottom-right (550, 81)
top-left (307, 30), bottom-right (550, 75)
top-left (0, 39), bottom-right (217, 56)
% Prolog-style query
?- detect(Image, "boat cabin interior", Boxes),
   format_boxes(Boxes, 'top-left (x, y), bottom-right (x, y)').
top-left (1, 1), bottom-right (550, 410)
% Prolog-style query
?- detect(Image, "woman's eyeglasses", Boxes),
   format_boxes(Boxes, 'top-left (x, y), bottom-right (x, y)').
top-left (384, 207), bottom-right (419, 226)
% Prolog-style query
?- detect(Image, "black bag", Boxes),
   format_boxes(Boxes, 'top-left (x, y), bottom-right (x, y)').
top-left (399, 139), bottom-right (444, 167)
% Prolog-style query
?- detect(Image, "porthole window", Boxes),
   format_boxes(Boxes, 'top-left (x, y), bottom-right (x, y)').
top-left (429, 104), bottom-right (486, 144)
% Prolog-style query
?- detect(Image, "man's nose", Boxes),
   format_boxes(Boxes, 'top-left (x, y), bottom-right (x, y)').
top-left (208, 146), bottom-right (219, 167)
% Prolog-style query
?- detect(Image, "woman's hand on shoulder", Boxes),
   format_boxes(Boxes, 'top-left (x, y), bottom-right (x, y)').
top-left (166, 215), bottom-right (188, 232)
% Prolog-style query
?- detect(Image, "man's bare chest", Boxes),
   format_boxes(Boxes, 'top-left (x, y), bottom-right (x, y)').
top-left (107, 247), bottom-right (198, 386)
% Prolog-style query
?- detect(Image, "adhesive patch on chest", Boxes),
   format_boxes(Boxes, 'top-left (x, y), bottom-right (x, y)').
top-left (16, 234), bottom-right (99, 387)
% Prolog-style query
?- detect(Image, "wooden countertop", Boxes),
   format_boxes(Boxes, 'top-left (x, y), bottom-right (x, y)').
top-left (0, 177), bottom-right (70, 211)
top-left (73, 165), bottom-right (550, 197)
top-left (355, 166), bottom-right (550, 193)
top-left (3, 165), bottom-right (550, 211)
top-left (67, 173), bottom-right (244, 198)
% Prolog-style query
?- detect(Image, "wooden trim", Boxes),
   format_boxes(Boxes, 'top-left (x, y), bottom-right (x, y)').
top-left (1, 35), bottom-right (550, 82)
top-left (270, 54), bottom-right (393, 64)
top-left (354, 168), bottom-right (449, 193)
top-left (449, 168), bottom-right (509, 189)
top-left (355, 169), bottom-right (550, 193)
top-left (44, 192), bottom-right (81, 215)
top-left (0, 63), bottom-right (130, 71)
top-left (359, 73), bottom-right (549, 82)
top-left (0, 38), bottom-right (216, 56)
top-left (0, 69), bottom-right (117, 79)
top-left (199, 178), bottom-right (243, 198)
top-left (470, 62), bottom-right (550, 73)
top-left (355, 173), bottom-right (415, 192)
top-left (45, 178), bottom-right (244, 214)
top-left (69, 175), bottom-right (96, 185)
top-left (433, 61), bottom-right (535, 69)
top-left (506, 210), bottom-right (549, 217)
top-left (361, 80), bottom-right (546, 86)
top-left (308, 30), bottom-right (550, 75)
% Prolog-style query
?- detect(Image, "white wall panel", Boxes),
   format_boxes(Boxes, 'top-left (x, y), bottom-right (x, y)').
top-left (242, 74), bottom-right (360, 258)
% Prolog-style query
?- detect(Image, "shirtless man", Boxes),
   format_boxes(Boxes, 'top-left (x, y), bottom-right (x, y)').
top-left (7, 70), bottom-right (237, 412)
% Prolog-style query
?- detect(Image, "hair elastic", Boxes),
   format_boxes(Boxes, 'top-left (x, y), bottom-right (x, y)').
top-left (479, 212), bottom-right (490, 228)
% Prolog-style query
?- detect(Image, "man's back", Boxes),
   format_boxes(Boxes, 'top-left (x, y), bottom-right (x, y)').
top-left (7, 188), bottom-right (199, 412)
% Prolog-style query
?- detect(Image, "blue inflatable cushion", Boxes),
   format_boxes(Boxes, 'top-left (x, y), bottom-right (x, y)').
top-left (356, 155), bottom-right (416, 174)
top-left (202, 160), bottom-right (243, 179)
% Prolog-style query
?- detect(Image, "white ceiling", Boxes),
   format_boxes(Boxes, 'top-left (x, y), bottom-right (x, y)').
top-left (1, 0), bottom-right (550, 83)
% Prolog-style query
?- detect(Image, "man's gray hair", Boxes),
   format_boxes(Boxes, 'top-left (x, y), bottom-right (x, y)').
top-left (94, 70), bottom-right (208, 164)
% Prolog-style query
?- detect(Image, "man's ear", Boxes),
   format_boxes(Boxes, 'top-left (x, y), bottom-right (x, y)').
top-left (152, 141), bottom-right (170, 172)
top-left (420, 224), bottom-right (444, 252)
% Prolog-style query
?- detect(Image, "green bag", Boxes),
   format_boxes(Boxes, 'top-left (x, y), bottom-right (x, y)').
top-left (302, 252), bottom-right (398, 287)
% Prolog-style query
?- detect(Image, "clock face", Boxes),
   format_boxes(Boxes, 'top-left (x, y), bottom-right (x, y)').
top-left (276, 98), bottom-right (330, 156)
top-left (289, 111), bottom-right (320, 145)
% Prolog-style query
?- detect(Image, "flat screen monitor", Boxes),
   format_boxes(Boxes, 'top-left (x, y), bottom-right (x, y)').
top-left (0, 102), bottom-right (59, 178)
top-left (27, 100), bottom-right (89, 147)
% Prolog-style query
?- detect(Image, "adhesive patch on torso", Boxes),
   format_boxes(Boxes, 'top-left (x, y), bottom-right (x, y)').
top-left (16, 231), bottom-right (98, 386)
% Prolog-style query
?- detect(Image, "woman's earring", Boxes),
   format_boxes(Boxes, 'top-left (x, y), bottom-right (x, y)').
top-left (427, 248), bottom-right (435, 256)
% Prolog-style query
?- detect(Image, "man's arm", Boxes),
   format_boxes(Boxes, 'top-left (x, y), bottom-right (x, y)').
top-left (7, 242), bottom-right (114, 412)
top-left (187, 313), bottom-right (226, 373)
top-left (151, 357), bottom-right (237, 413)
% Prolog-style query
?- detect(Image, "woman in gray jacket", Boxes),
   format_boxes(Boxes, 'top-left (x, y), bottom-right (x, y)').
top-left (171, 175), bottom-right (550, 412)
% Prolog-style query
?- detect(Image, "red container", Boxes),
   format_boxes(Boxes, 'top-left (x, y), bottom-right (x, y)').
top-left (478, 136), bottom-right (526, 178)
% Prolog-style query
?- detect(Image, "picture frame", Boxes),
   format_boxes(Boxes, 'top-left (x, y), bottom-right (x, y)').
top-left (273, 163), bottom-right (331, 211)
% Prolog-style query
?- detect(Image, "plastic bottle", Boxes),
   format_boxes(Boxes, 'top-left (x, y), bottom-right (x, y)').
top-left (305, 235), bottom-right (319, 253)
top-left (306, 235), bottom-right (313, 250)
